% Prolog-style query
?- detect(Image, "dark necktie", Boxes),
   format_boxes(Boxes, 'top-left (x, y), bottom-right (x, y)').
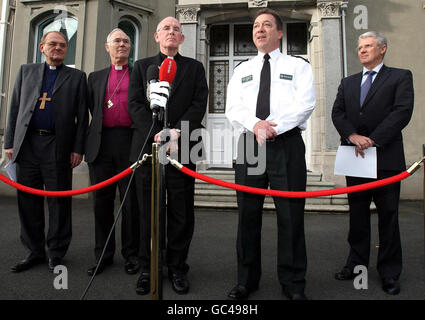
top-left (360, 70), bottom-right (376, 107)
top-left (256, 53), bottom-right (271, 120)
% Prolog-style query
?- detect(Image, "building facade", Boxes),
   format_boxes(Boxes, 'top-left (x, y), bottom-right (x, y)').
top-left (1, 0), bottom-right (424, 199)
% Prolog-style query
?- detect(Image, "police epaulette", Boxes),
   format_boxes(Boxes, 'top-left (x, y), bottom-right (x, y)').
top-left (234, 59), bottom-right (249, 69)
top-left (291, 55), bottom-right (310, 64)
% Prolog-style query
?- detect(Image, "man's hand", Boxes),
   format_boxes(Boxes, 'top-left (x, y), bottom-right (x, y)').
top-left (154, 128), bottom-right (181, 154)
top-left (70, 153), bottom-right (83, 168)
top-left (348, 134), bottom-right (374, 158)
top-left (4, 148), bottom-right (13, 161)
top-left (253, 120), bottom-right (277, 146)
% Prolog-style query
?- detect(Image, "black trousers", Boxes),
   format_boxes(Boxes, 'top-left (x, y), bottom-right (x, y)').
top-left (345, 170), bottom-right (402, 280)
top-left (88, 127), bottom-right (139, 262)
top-left (135, 161), bottom-right (195, 275)
top-left (235, 130), bottom-right (307, 293)
top-left (16, 132), bottom-right (72, 259)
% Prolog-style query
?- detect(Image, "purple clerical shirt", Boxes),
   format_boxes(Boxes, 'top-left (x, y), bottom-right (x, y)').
top-left (103, 64), bottom-right (132, 127)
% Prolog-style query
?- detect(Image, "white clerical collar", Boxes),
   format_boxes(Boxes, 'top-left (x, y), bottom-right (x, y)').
top-left (114, 65), bottom-right (123, 70)
top-left (49, 65), bottom-right (57, 70)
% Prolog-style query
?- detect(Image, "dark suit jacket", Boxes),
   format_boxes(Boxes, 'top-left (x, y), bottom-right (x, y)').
top-left (128, 53), bottom-right (208, 163)
top-left (85, 66), bottom-right (132, 163)
top-left (332, 65), bottom-right (414, 171)
top-left (4, 63), bottom-right (88, 163)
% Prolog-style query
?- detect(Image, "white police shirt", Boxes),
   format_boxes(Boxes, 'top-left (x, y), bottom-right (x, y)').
top-left (225, 48), bottom-right (316, 136)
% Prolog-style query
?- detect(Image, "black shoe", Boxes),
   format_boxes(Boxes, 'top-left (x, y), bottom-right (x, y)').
top-left (135, 272), bottom-right (150, 295)
top-left (125, 256), bottom-right (140, 275)
top-left (382, 278), bottom-right (400, 295)
top-left (169, 272), bottom-right (189, 295)
top-left (87, 258), bottom-right (113, 276)
top-left (48, 257), bottom-right (62, 272)
top-left (11, 254), bottom-right (46, 273)
top-left (227, 284), bottom-right (258, 300)
top-left (335, 267), bottom-right (355, 280)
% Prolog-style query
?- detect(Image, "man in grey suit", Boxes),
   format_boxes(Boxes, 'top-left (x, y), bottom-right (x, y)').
top-left (4, 31), bottom-right (88, 273)
top-left (85, 28), bottom-right (140, 276)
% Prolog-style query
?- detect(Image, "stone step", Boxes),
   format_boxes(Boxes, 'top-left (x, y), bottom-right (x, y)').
top-left (194, 189), bottom-right (348, 205)
top-left (193, 169), bottom-right (350, 210)
top-left (194, 201), bottom-right (376, 213)
top-left (196, 170), bottom-right (322, 182)
top-left (194, 201), bottom-right (351, 213)
top-left (194, 179), bottom-right (338, 190)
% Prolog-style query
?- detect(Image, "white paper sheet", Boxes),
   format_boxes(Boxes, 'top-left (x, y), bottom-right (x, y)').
top-left (334, 146), bottom-right (377, 179)
top-left (4, 161), bottom-right (17, 182)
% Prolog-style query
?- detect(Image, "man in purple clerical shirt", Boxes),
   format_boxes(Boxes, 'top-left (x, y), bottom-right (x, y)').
top-left (85, 28), bottom-right (140, 276)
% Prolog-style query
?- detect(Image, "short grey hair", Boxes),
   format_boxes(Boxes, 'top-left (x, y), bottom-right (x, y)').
top-left (358, 31), bottom-right (387, 48)
top-left (106, 28), bottom-right (130, 43)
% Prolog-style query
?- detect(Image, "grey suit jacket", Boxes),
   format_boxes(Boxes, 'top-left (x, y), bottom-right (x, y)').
top-left (4, 63), bottom-right (89, 163)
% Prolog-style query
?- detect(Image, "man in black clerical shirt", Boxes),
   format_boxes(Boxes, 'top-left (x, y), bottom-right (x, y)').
top-left (4, 31), bottom-right (88, 273)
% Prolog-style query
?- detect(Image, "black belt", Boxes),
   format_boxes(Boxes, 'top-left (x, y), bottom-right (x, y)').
top-left (31, 129), bottom-right (55, 136)
top-left (266, 127), bottom-right (300, 142)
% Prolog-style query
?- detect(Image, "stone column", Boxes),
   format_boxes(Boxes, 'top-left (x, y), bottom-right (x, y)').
top-left (176, 5), bottom-right (200, 59)
top-left (318, 0), bottom-right (344, 150)
top-left (313, 1), bottom-right (345, 182)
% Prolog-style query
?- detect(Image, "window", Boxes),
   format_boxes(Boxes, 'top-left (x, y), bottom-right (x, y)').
top-left (286, 23), bottom-right (307, 55)
top-left (35, 16), bottom-right (78, 66)
top-left (118, 19), bottom-right (139, 67)
top-left (209, 24), bottom-right (256, 114)
top-left (208, 21), bottom-right (309, 114)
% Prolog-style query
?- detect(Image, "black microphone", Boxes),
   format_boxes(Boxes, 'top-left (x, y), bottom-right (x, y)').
top-left (146, 65), bottom-right (160, 119)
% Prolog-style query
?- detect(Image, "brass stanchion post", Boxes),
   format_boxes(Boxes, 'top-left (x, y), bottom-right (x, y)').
top-left (150, 143), bottom-right (161, 300)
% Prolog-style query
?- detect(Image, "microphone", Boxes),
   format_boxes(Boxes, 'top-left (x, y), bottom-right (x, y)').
top-left (146, 64), bottom-right (160, 118)
top-left (159, 58), bottom-right (177, 88)
top-left (158, 58), bottom-right (177, 128)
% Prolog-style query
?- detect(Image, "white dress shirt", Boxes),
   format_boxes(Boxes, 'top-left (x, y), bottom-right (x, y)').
top-left (225, 48), bottom-right (316, 136)
top-left (361, 62), bottom-right (383, 85)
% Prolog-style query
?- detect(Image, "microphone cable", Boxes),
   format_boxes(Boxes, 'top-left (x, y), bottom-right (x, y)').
top-left (80, 121), bottom-right (156, 300)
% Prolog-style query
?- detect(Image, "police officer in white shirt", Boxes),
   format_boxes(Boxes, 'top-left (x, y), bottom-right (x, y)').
top-left (225, 8), bottom-right (315, 300)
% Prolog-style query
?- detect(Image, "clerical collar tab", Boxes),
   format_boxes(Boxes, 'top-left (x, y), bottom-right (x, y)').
top-left (49, 65), bottom-right (57, 70)
top-left (114, 65), bottom-right (123, 70)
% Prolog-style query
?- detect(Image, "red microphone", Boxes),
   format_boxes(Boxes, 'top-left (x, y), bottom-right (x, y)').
top-left (159, 58), bottom-right (177, 85)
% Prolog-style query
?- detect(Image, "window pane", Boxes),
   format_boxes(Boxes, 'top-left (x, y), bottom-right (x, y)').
top-left (234, 24), bottom-right (256, 56)
top-left (36, 16), bottom-right (77, 66)
top-left (118, 20), bottom-right (136, 67)
top-left (210, 25), bottom-right (229, 57)
top-left (287, 23), bottom-right (307, 55)
top-left (209, 61), bottom-right (229, 113)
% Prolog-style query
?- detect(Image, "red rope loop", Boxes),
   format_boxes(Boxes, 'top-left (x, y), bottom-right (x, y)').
top-left (0, 168), bottom-right (133, 197)
top-left (178, 166), bottom-right (411, 198)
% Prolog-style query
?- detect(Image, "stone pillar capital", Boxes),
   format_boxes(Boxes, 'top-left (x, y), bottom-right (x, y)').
top-left (248, 0), bottom-right (268, 8)
top-left (176, 5), bottom-right (200, 24)
top-left (317, 1), bottom-right (346, 19)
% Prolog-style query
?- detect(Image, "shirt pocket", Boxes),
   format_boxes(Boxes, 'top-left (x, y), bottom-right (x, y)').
top-left (272, 76), bottom-right (295, 103)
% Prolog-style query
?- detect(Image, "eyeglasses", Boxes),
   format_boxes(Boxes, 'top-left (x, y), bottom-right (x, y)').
top-left (157, 25), bottom-right (182, 34)
top-left (110, 38), bottom-right (130, 45)
top-left (45, 41), bottom-right (67, 48)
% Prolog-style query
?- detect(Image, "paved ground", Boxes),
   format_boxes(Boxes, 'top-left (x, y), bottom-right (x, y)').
top-left (0, 195), bottom-right (423, 302)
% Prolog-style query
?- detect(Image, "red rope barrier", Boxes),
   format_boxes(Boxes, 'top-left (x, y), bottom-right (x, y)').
top-left (180, 166), bottom-right (411, 198)
top-left (0, 168), bottom-right (133, 197)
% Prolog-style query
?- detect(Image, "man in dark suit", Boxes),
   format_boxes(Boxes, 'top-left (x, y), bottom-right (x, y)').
top-left (85, 28), bottom-right (140, 276)
top-left (129, 16), bottom-right (208, 295)
top-left (4, 31), bottom-right (88, 272)
top-left (332, 31), bottom-right (414, 295)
